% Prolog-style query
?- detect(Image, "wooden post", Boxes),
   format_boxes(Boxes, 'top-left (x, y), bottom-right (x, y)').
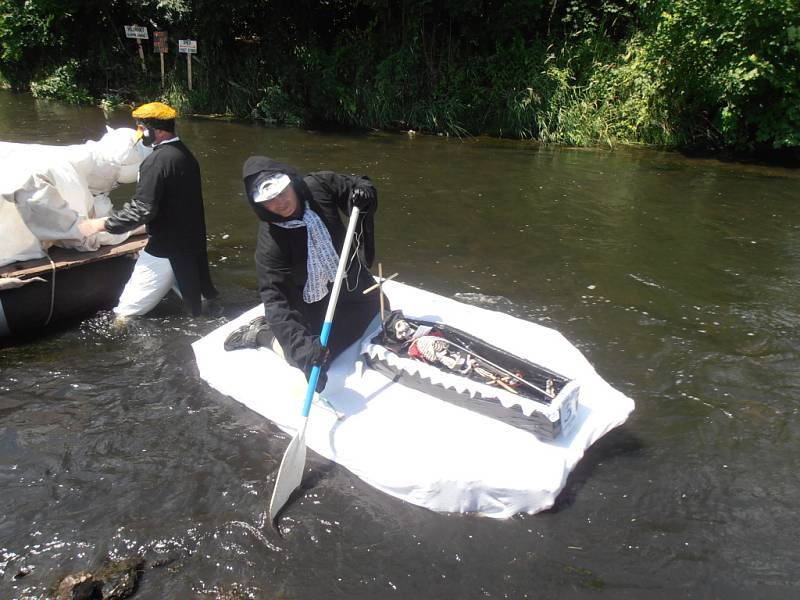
top-left (125, 26), bottom-right (149, 73)
top-left (179, 39), bottom-right (197, 92)
top-left (136, 39), bottom-right (146, 72)
top-left (153, 31), bottom-right (168, 88)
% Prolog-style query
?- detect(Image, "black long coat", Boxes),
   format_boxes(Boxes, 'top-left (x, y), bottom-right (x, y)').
top-left (105, 138), bottom-right (216, 314)
top-left (105, 139), bottom-right (208, 257)
top-left (243, 156), bottom-right (380, 376)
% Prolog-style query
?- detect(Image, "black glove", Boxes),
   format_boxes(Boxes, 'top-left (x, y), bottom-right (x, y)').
top-left (350, 185), bottom-right (377, 213)
top-left (304, 339), bottom-right (331, 393)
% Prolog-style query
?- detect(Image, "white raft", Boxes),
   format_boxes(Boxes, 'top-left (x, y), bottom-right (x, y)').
top-left (192, 280), bottom-right (635, 518)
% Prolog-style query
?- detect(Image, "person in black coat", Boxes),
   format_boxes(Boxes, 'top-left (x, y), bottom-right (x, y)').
top-left (225, 156), bottom-right (382, 392)
top-left (79, 102), bottom-right (218, 317)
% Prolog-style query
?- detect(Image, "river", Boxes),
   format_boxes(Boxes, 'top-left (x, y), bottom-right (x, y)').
top-left (1, 90), bottom-right (799, 599)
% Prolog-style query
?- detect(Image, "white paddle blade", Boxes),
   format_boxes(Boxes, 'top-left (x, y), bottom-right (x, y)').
top-left (268, 431), bottom-right (307, 522)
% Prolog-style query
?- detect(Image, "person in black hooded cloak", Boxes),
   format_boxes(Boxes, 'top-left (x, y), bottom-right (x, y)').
top-left (225, 156), bottom-right (382, 392)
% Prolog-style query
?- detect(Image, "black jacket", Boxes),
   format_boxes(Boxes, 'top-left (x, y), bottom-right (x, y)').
top-left (105, 139), bottom-right (209, 258)
top-left (243, 156), bottom-right (380, 375)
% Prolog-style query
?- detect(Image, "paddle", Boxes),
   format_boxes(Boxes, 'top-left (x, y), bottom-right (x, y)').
top-left (268, 206), bottom-right (361, 525)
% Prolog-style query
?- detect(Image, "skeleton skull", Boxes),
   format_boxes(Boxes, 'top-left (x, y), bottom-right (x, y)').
top-left (393, 319), bottom-right (413, 340)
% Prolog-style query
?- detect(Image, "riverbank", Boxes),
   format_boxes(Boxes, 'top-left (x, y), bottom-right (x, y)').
top-left (1, 1), bottom-right (797, 157)
top-left (5, 84), bottom-right (799, 169)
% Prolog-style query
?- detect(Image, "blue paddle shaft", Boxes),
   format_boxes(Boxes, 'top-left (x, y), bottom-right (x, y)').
top-left (300, 209), bottom-right (358, 419)
top-left (301, 321), bottom-right (332, 417)
top-left (319, 320), bottom-right (333, 347)
top-left (302, 366), bottom-right (321, 417)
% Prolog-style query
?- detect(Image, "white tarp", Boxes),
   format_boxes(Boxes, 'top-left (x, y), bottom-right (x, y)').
top-left (0, 127), bottom-right (148, 267)
top-left (193, 280), bottom-right (635, 518)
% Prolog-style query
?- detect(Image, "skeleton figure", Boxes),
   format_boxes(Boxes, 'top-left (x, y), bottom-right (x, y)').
top-left (413, 335), bottom-right (470, 372)
top-left (386, 317), bottom-right (533, 394)
top-left (382, 313), bottom-right (545, 398)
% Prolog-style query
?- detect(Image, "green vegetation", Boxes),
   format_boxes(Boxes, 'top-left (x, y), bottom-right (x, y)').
top-left (0, 0), bottom-right (797, 155)
top-left (30, 59), bottom-right (93, 103)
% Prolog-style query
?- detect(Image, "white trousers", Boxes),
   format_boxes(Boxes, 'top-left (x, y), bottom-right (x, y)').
top-left (114, 250), bottom-right (180, 317)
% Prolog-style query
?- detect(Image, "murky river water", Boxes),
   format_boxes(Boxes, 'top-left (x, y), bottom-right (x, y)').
top-left (1, 90), bottom-right (799, 599)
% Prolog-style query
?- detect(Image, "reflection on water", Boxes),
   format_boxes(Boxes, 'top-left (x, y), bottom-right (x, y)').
top-left (1, 90), bottom-right (799, 598)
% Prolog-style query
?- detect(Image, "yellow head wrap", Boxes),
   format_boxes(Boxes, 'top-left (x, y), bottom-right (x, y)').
top-left (131, 101), bottom-right (178, 120)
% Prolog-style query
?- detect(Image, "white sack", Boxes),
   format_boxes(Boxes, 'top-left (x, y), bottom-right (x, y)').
top-left (0, 127), bottom-right (147, 266)
top-left (0, 196), bottom-right (43, 266)
top-left (4, 160), bottom-right (83, 242)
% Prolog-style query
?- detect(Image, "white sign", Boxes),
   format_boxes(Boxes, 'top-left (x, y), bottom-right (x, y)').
top-left (124, 25), bottom-right (148, 40)
top-left (178, 39), bottom-right (197, 54)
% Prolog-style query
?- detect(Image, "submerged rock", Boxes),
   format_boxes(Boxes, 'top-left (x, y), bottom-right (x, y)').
top-left (73, 579), bottom-right (104, 599)
top-left (55, 556), bottom-right (144, 600)
top-left (13, 565), bottom-right (31, 579)
top-left (56, 571), bottom-right (94, 600)
top-left (96, 556), bottom-right (144, 599)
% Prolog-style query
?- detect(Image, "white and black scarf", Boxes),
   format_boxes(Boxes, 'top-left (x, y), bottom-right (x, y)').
top-left (274, 202), bottom-right (339, 303)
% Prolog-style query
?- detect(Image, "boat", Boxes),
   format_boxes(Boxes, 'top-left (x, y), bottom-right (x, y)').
top-left (0, 127), bottom-right (149, 338)
top-left (192, 279), bottom-right (635, 518)
top-left (0, 234), bottom-right (147, 338)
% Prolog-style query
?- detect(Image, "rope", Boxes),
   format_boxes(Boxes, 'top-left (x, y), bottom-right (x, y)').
top-left (344, 216), bottom-right (365, 293)
top-left (43, 250), bottom-right (56, 326)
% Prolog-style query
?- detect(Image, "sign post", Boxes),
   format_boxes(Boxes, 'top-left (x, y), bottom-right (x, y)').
top-left (124, 25), bottom-right (149, 72)
top-left (178, 39), bottom-right (197, 91)
top-left (153, 31), bottom-right (168, 87)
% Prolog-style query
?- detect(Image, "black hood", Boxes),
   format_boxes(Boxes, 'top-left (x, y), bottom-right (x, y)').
top-left (242, 156), bottom-right (312, 223)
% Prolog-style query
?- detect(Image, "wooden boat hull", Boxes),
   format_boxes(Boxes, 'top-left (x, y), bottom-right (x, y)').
top-left (0, 236), bottom-right (147, 337)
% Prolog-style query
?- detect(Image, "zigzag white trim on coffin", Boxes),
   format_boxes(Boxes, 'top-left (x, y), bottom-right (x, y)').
top-left (361, 341), bottom-right (580, 440)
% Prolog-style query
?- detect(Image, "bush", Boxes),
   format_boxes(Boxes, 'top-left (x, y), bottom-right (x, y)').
top-left (1, 0), bottom-right (797, 153)
top-left (30, 60), bottom-right (93, 104)
top-left (253, 83), bottom-right (302, 126)
top-left (645, 0), bottom-right (800, 150)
